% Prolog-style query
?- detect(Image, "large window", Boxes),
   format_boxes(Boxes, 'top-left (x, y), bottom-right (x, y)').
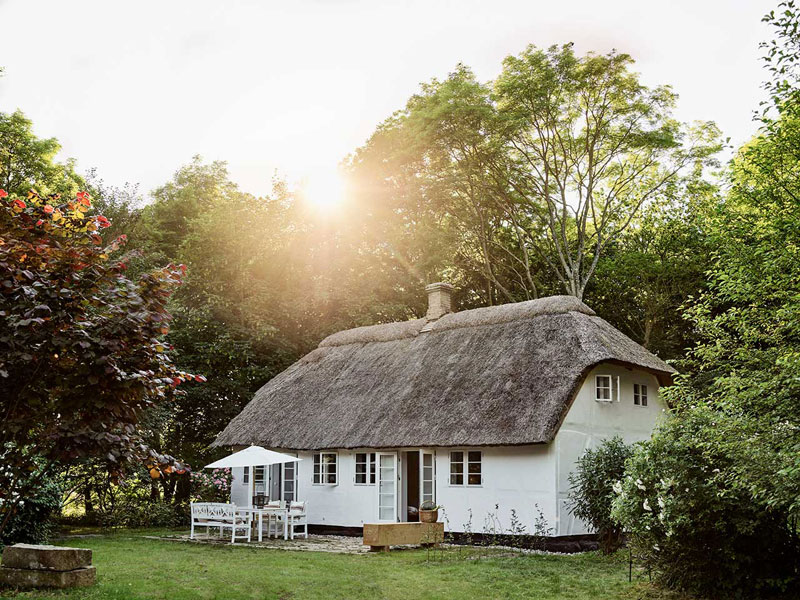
top-left (449, 450), bottom-right (482, 486)
top-left (355, 452), bottom-right (376, 485)
top-left (313, 452), bottom-right (338, 485)
top-left (595, 375), bottom-right (613, 402)
top-left (634, 383), bottom-right (648, 407)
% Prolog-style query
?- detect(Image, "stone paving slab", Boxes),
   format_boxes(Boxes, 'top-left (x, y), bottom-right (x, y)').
top-left (2, 544), bottom-right (92, 572)
top-left (0, 566), bottom-right (96, 589)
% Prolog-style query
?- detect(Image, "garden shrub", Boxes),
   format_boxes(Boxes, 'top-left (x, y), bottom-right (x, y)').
top-left (568, 435), bottom-right (633, 554)
top-left (612, 407), bottom-right (800, 599)
top-left (100, 500), bottom-right (189, 529)
top-left (0, 479), bottom-right (62, 548)
top-left (191, 468), bottom-right (232, 502)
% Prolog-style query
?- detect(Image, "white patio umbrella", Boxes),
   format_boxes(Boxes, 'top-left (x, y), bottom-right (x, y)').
top-left (204, 445), bottom-right (301, 469)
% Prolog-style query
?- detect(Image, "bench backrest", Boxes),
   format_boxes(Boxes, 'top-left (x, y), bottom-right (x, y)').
top-left (191, 502), bottom-right (236, 521)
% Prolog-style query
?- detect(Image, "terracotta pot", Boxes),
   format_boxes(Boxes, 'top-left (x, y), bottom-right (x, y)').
top-left (419, 509), bottom-right (439, 523)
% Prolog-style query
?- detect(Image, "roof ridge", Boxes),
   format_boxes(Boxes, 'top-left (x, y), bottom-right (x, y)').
top-left (318, 295), bottom-right (595, 348)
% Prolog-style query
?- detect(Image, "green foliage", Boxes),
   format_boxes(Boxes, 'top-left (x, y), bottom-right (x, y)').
top-left (0, 478), bottom-right (61, 548)
top-left (349, 44), bottom-right (720, 304)
top-left (0, 110), bottom-right (84, 198)
top-left (612, 408), bottom-right (800, 598)
top-left (98, 501), bottom-right (189, 529)
top-left (612, 8), bottom-right (800, 596)
top-left (568, 436), bottom-right (633, 554)
top-left (0, 183), bottom-right (198, 535)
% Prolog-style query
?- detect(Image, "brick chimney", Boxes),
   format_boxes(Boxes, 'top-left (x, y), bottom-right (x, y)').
top-left (425, 282), bottom-right (454, 321)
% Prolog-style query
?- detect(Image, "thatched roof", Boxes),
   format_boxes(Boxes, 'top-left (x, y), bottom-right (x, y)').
top-left (213, 295), bottom-right (675, 450)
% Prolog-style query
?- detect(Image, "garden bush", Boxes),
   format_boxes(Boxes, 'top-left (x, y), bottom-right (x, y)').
top-left (568, 436), bottom-right (633, 554)
top-left (99, 500), bottom-right (189, 529)
top-left (0, 478), bottom-right (62, 548)
top-left (612, 408), bottom-right (800, 599)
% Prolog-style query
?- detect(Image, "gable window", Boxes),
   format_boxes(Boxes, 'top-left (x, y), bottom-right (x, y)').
top-left (313, 452), bottom-right (338, 485)
top-left (243, 466), bottom-right (250, 484)
top-left (355, 452), bottom-right (376, 485)
top-left (449, 450), bottom-right (482, 486)
top-left (595, 375), bottom-right (613, 402)
top-left (634, 383), bottom-right (648, 407)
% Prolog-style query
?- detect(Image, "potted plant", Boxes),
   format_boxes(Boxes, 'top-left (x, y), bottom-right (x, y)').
top-left (419, 500), bottom-right (440, 523)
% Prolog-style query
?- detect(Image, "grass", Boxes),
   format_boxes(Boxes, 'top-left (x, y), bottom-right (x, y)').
top-left (0, 530), bottom-right (660, 600)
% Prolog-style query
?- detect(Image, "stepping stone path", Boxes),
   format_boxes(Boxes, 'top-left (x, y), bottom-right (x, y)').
top-left (0, 544), bottom-right (95, 589)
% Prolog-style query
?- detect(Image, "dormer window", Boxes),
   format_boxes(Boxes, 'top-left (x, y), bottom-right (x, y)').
top-left (595, 375), bottom-right (613, 402)
top-left (634, 383), bottom-right (648, 407)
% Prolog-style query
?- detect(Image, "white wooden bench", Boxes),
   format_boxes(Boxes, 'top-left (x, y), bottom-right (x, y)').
top-left (190, 502), bottom-right (251, 543)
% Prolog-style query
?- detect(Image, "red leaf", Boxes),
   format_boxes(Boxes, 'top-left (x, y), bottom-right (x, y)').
top-left (0, 189), bottom-right (8, 199)
top-left (43, 205), bottom-right (54, 214)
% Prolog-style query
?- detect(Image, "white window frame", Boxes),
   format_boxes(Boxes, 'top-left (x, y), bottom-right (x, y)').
top-left (595, 374), bottom-right (614, 402)
top-left (633, 383), bottom-right (649, 407)
top-left (449, 450), bottom-right (482, 487)
top-left (243, 466), bottom-right (250, 484)
top-left (354, 452), bottom-right (376, 485)
top-left (312, 451), bottom-right (338, 485)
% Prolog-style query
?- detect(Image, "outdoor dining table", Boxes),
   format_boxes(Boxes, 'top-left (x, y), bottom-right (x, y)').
top-left (238, 506), bottom-right (289, 542)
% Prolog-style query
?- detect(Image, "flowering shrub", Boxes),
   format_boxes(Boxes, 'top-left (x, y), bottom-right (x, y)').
top-left (611, 407), bottom-right (800, 598)
top-left (191, 469), bottom-right (232, 502)
top-left (567, 436), bottom-right (633, 554)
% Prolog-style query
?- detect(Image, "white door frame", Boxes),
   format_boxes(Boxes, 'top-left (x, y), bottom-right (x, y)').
top-left (377, 452), bottom-right (398, 522)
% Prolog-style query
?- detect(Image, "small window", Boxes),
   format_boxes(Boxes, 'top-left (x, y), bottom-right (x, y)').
top-left (450, 450), bottom-right (482, 486)
top-left (355, 452), bottom-right (376, 485)
top-left (634, 383), bottom-right (648, 407)
top-left (313, 452), bottom-right (338, 485)
top-left (243, 466), bottom-right (250, 484)
top-left (596, 375), bottom-right (613, 402)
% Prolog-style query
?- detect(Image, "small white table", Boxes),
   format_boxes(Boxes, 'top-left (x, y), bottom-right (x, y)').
top-left (239, 507), bottom-right (288, 541)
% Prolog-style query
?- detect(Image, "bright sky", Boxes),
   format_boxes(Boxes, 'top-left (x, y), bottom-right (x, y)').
top-left (0, 0), bottom-right (775, 200)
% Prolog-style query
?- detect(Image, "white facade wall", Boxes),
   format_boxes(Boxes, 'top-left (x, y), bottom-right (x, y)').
top-left (226, 362), bottom-right (668, 537)
top-left (434, 445), bottom-right (556, 536)
top-left (554, 363), bottom-right (669, 535)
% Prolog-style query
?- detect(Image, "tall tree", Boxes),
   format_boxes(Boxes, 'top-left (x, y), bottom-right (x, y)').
top-left (0, 110), bottom-right (84, 198)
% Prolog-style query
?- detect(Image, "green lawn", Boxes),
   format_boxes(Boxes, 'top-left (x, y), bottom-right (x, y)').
top-left (0, 531), bottom-right (662, 600)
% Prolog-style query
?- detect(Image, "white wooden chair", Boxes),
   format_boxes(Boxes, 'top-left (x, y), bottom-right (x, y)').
top-left (286, 501), bottom-right (308, 540)
top-left (263, 500), bottom-right (286, 539)
top-left (190, 502), bottom-right (251, 543)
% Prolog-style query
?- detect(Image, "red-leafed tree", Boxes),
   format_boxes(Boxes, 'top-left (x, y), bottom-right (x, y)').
top-left (0, 187), bottom-right (203, 536)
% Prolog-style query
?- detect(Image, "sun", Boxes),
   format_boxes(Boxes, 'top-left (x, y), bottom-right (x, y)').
top-left (302, 169), bottom-right (346, 211)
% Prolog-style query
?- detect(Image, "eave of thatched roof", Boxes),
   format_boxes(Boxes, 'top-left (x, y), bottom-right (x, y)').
top-left (213, 295), bottom-right (675, 450)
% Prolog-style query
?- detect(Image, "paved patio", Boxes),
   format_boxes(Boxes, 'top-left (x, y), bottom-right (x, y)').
top-left (149, 533), bottom-right (371, 554)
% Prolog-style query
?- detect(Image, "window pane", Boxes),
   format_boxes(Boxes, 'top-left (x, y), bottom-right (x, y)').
top-left (468, 462), bottom-right (481, 474)
top-left (468, 451), bottom-right (481, 463)
top-left (450, 451), bottom-right (463, 463)
top-left (450, 473), bottom-right (463, 485)
top-left (468, 473), bottom-right (481, 485)
top-left (243, 466), bottom-right (250, 483)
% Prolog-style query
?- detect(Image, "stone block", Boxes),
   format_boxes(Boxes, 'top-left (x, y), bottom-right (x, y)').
top-left (1, 544), bottom-right (92, 571)
top-left (0, 566), bottom-right (96, 589)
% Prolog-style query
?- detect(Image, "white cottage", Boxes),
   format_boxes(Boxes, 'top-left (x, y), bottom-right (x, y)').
top-left (213, 284), bottom-right (673, 540)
